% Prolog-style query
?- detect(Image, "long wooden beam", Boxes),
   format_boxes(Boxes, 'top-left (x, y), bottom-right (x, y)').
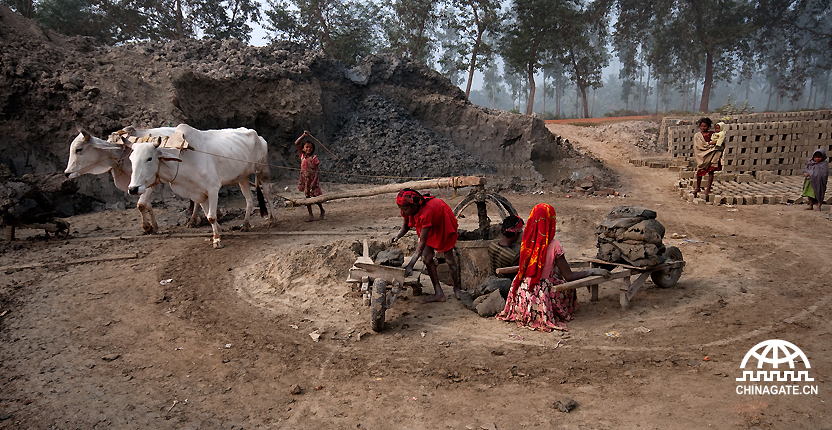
top-left (292, 176), bottom-right (486, 206)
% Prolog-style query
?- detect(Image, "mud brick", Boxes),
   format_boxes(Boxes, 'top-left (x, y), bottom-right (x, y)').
top-left (679, 171), bottom-right (695, 179)
top-left (736, 174), bottom-right (754, 183)
top-left (716, 172), bottom-right (736, 182)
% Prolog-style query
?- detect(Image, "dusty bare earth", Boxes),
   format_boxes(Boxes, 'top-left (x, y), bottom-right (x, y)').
top-left (1, 121), bottom-right (830, 429)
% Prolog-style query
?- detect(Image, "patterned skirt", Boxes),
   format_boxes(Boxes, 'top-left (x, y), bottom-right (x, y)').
top-left (496, 277), bottom-right (577, 332)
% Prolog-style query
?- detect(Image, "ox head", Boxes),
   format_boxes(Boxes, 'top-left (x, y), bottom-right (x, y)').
top-left (127, 140), bottom-right (181, 195)
top-left (65, 126), bottom-right (126, 179)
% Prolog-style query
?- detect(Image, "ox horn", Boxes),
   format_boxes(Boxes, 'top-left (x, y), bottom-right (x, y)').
top-left (153, 136), bottom-right (163, 147)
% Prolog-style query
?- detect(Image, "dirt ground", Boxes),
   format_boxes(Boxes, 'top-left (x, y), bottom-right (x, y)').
top-left (1, 121), bottom-right (830, 429)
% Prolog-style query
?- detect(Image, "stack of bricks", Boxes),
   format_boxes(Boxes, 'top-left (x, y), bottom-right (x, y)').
top-left (662, 110), bottom-right (832, 176)
top-left (677, 173), bottom-right (830, 206)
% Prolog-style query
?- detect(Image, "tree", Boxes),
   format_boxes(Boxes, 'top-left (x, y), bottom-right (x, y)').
top-left (559, 0), bottom-right (611, 118)
top-left (2, 0), bottom-right (35, 18)
top-left (481, 62), bottom-right (504, 108)
top-left (612, 0), bottom-right (653, 111)
top-left (753, 0), bottom-right (832, 103)
top-left (648, 0), bottom-right (756, 113)
top-left (438, 0), bottom-right (501, 99)
top-left (381, 0), bottom-right (441, 63)
top-left (264, 0), bottom-right (383, 65)
top-left (190, 0), bottom-right (261, 42)
top-left (500, 0), bottom-right (577, 115)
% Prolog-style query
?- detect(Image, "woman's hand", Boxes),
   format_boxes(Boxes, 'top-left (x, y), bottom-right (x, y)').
top-left (586, 268), bottom-right (612, 278)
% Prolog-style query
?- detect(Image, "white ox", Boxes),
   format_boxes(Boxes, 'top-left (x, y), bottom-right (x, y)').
top-left (128, 123), bottom-right (276, 248)
top-left (64, 126), bottom-right (191, 234)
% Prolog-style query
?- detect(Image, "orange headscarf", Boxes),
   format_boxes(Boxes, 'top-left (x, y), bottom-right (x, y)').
top-left (511, 203), bottom-right (557, 291)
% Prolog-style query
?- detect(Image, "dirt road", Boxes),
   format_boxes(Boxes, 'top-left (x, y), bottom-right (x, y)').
top-left (1, 122), bottom-right (829, 429)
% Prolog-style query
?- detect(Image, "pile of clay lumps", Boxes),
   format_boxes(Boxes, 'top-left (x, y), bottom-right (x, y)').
top-left (595, 206), bottom-right (666, 267)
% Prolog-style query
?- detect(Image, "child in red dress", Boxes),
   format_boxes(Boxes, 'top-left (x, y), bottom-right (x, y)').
top-left (393, 189), bottom-right (461, 303)
top-left (295, 131), bottom-right (325, 222)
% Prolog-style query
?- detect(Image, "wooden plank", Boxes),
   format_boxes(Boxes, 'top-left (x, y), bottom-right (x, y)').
top-left (351, 262), bottom-right (407, 285)
top-left (553, 269), bottom-right (635, 291)
top-left (295, 176), bottom-right (486, 206)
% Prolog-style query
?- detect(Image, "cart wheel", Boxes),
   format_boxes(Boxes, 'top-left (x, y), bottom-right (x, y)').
top-left (651, 246), bottom-right (683, 288)
top-left (370, 278), bottom-right (387, 332)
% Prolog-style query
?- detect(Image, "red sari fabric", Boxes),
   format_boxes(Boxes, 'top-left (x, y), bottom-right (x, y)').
top-left (403, 197), bottom-right (458, 253)
top-left (497, 204), bottom-right (578, 332)
top-left (298, 154), bottom-right (322, 197)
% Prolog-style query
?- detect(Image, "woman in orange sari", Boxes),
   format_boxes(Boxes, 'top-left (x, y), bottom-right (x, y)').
top-left (497, 204), bottom-right (609, 332)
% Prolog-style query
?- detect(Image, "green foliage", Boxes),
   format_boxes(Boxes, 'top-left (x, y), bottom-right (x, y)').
top-left (603, 109), bottom-right (648, 117)
top-left (190, 0), bottom-right (260, 42)
top-left (714, 94), bottom-right (753, 115)
top-left (264, 0), bottom-right (383, 66)
top-left (438, 0), bottom-right (501, 97)
top-left (380, 0), bottom-right (441, 63)
top-left (2, 0), bottom-right (35, 18)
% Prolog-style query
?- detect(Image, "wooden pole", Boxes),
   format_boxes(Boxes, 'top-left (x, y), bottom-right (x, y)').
top-left (292, 176), bottom-right (486, 206)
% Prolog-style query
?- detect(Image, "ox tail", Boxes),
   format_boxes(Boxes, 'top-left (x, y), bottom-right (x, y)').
top-left (255, 178), bottom-right (267, 217)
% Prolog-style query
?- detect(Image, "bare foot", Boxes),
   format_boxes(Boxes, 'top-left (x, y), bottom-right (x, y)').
top-left (319, 212), bottom-right (326, 220)
top-left (805, 206), bottom-right (814, 210)
top-left (453, 288), bottom-right (462, 300)
top-left (305, 216), bottom-right (315, 222)
top-left (420, 292), bottom-right (447, 303)
top-left (703, 188), bottom-right (711, 196)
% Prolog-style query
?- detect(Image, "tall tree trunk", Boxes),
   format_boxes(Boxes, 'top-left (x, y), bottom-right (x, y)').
top-left (591, 88), bottom-right (596, 118)
top-left (579, 83), bottom-right (589, 118)
top-left (699, 50), bottom-right (713, 112)
top-left (693, 79), bottom-right (699, 112)
top-left (465, 50), bottom-right (477, 100)
top-left (525, 62), bottom-right (536, 115)
top-left (766, 84), bottom-right (772, 111)
top-left (643, 66), bottom-right (651, 112)
top-left (556, 82), bottom-right (561, 118)
top-left (655, 81), bottom-right (660, 114)
top-left (175, 0), bottom-right (184, 39)
top-left (806, 77), bottom-right (814, 109)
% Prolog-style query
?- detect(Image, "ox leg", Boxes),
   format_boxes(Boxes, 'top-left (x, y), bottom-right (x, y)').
top-left (201, 193), bottom-right (223, 249)
top-left (238, 180), bottom-right (253, 232)
top-left (186, 200), bottom-right (201, 227)
top-left (257, 168), bottom-right (277, 227)
top-left (137, 187), bottom-right (158, 234)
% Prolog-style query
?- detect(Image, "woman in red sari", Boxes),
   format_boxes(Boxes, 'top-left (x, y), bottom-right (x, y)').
top-left (394, 189), bottom-right (461, 303)
top-left (497, 204), bottom-right (609, 332)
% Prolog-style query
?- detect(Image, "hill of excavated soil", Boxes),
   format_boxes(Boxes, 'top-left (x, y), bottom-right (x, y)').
top-left (0, 5), bottom-right (617, 214)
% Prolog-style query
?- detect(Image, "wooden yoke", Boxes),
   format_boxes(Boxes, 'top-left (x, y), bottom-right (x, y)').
top-left (294, 176), bottom-right (486, 206)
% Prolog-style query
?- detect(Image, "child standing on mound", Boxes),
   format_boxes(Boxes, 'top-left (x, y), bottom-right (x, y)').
top-left (393, 188), bottom-right (461, 303)
top-left (295, 131), bottom-right (325, 222)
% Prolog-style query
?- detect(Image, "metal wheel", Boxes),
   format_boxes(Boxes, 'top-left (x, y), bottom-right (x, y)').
top-left (370, 278), bottom-right (387, 332)
top-left (651, 246), bottom-right (683, 288)
top-left (452, 192), bottom-right (518, 220)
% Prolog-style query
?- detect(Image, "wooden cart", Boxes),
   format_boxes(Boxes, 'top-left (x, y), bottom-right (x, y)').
top-left (497, 246), bottom-right (685, 309)
top-left (346, 240), bottom-right (423, 332)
